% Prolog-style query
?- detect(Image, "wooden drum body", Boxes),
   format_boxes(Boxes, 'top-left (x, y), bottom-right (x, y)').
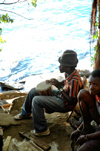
top-left (36, 81), bottom-right (52, 96)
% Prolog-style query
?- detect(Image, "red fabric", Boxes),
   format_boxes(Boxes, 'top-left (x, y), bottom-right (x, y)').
top-left (64, 70), bottom-right (83, 98)
top-left (61, 69), bottom-right (83, 109)
top-left (95, 95), bottom-right (100, 105)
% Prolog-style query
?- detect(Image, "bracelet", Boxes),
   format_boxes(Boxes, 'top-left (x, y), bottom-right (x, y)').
top-left (59, 88), bottom-right (63, 92)
top-left (77, 127), bottom-right (81, 132)
top-left (84, 134), bottom-right (88, 141)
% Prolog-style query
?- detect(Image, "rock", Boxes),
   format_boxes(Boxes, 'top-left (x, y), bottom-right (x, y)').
top-left (0, 81), bottom-right (24, 91)
top-left (77, 69), bottom-right (91, 77)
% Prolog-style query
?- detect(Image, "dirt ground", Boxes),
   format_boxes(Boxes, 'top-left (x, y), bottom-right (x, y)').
top-left (0, 96), bottom-right (74, 151)
top-left (0, 71), bottom-right (90, 151)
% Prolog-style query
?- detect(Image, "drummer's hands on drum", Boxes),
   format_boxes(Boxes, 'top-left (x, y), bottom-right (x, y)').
top-left (46, 78), bottom-right (61, 89)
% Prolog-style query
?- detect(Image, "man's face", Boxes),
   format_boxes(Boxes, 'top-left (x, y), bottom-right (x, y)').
top-left (89, 75), bottom-right (100, 96)
top-left (59, 64), bottom-right (71, 74)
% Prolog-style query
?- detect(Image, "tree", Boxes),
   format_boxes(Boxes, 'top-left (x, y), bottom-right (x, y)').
top-left (0, 0), bottom-right (37, 51)
top-left (90, 0), bottom-right (100, 69)
top-left (0, 14), bottom-right (13, 51)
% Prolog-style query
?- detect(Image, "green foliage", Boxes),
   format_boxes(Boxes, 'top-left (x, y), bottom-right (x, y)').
top-left (0, 28), bottom-right (2, 35)
top-left (0, 1), bottom-right (39, 51)
top-left (0, 14), bottom-right (13, 24)
top-left (91, 18), bottom-right (99, 66)
top-left (31, 0), bottom-right (37, 7)
top-left (93, 31), bottom-right (98, 40)
top-left (91, 56), bottom-right (95, 66)
top-left (0, 14), bottom-right (14, 50)
top-left (91, 50), bottom-right (99, 66)
top-left (94, 44), bottom-right (98, 51)
top-left (0, 35), bottom-right (6, 43)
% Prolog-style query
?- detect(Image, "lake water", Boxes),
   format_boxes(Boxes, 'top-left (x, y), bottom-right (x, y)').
top-left (0, 0), bottom-right (94, 83)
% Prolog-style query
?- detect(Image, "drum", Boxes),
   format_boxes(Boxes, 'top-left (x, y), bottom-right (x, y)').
top-left (36, 81), bottom-right (52, 96)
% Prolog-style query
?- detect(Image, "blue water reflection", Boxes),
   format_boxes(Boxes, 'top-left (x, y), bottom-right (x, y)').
top-left (0, 0), bottom-right (94, 82)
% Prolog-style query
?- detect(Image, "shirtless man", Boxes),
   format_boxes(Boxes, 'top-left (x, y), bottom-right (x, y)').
top-left (71, 69), bottom-right (100, 151)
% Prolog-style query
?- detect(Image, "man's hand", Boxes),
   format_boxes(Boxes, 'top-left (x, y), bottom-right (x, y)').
top-left (76, 135), bottom-right (86, 145)
top-left (70, 129), bottom-right (80, 141)
top-left (46, 78), bottom-right (61, 89)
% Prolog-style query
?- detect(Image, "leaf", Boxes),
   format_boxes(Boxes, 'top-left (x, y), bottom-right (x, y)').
top-left (95, 22), bottom-right (98, 26)
top-left (94, 45), bottom-right (98, 51)
top-left (31, 0), bottom-right (37, 7)
top-left (0, 35), bottom-right (6, 43)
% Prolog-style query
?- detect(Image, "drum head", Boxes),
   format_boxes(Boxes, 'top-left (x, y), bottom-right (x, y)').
top-left (36, 81), bottom-right (51, 91)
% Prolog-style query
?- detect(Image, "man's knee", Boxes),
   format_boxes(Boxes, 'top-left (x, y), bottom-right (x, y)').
top-left (78, 89), bottom-right (95, 109)
top-left (78, 89), bottom-right (92, 102)
top-left (77, 143), bottom-right (88, 151)
top-left (78, 89), bottom-right (89, 97)
top-left (28, 88), bottom-right (37, 96)
top-left (32, 96), bottom-right (43, 107)
top-left (77, 148), bottom-right (84, 151)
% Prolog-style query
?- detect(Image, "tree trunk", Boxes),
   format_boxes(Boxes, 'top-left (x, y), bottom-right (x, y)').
top-left (94, 0), bottom-right (100, 70)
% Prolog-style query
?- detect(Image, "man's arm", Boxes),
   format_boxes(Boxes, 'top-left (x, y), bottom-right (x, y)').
top-left (76, 128), bottom-right (100, 145)
top-left (60, 90), bottom-right (75, 103)
top-left (85, 130), bottom-right (100, 140)
top-left (71, 122), bottom-right (83, 141)
top-left (46, 78), bottom-right (64, 89)
top-left (47, 78), bottom-right (77, 103)
top-left (61, 78), bottom-right (80, 103)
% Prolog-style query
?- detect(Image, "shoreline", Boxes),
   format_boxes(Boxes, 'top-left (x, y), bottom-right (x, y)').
top-left (0, 69), bottom-right (90, 92)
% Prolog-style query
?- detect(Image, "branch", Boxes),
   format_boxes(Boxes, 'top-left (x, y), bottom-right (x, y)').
top-left (0, 0), bottom-right (27, 5)
top-left (0, 9), bottom-right (34, 20)
top-left (2, 0), bottom-right (6, 2)
top-left (90, 0), bottom-right (97, 35)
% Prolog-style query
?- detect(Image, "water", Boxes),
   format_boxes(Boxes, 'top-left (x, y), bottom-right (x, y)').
top-left (0, 0), bottom-right (94, 83)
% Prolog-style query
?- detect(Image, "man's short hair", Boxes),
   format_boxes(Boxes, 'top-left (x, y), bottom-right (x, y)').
top-left (91, 69), bottom-right (100, 78)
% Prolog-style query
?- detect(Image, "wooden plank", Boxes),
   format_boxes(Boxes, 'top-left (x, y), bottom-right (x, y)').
top-left (0, 104), bottom-right (12, 113)
top-left (0, 104), bottom-right (11, 108)
top-left (3, 136), bottom-right (12, 151)
top-left (19, 132), bottom-right (51, 151)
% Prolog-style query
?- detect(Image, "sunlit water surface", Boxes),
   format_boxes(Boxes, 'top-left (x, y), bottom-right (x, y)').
top-left (0, 0), bottom-right (94, 83)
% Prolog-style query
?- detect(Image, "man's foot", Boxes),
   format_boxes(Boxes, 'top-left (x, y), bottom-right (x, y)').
top-left (67, 117), bottom-right (82, 130)
top-left (81, 125), bottom-right (95, 135)
top-left (30, 128), bottom-right (50, 136)
top-left (14, 113), bottom-right (32, 120)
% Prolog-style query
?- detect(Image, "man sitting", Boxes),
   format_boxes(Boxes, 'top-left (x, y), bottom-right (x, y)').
top-left (14, 50), bottom-right (83, 137)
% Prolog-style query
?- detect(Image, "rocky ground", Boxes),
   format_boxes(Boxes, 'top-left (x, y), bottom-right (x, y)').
top-left (0, 70), bottom-right (89, 151)
top-left (0, 96), bottom-right (74, 151)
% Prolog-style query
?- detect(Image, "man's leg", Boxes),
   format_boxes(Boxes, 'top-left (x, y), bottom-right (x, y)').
top-left (14, 88), bottom-right (39, 119)
top-left (24, 88), bottom-right (39, 113)
top-left (77, 139), bottom-right (100, 151)
top-left (31, 95), bottom-right (66, 133)
top-left (78, 89), bottom-right (99, 133)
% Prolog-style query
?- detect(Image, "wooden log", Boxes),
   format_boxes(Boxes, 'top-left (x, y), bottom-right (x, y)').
top-left (19, 132), bottom-right (51, 151)
top-left (0, 104), bottom-right (11, 108)
top-left (0, 90), bottom-right (28, 100)
top-left (3, 136), bottom-right (12, 151)
top-left (0, 104), bottom-right (12, 113)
